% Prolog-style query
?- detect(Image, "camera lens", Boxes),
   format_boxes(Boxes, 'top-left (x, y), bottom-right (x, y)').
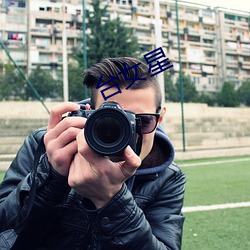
top-left (84, 108), bottom-right (132, 156)
top-left (93, 116), bottom-right (122, 144)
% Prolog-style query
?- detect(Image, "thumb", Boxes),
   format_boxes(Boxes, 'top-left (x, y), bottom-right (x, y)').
top-left (120, 146), bottom-right (141, 178)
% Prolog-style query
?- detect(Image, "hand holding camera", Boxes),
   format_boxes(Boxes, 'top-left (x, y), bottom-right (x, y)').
top-left (44, 102), bottom-right (86, 176)
top-left (68, 130), bottom-right (141, 209)
top-left (67, 101), bottom-right (142, 208)
top-left (44, 102), bottom-right (141, 207)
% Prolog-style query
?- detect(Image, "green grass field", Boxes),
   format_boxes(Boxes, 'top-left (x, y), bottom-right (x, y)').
top-left (0, 171), bottom-right (5, 181)
top-left (1, 156), bottom-right (250, 249)
top-left (177, 156), bottom-right (250, 250)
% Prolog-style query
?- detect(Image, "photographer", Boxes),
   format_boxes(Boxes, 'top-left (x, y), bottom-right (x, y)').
top-left (0, 57), bottom-right (186, 250)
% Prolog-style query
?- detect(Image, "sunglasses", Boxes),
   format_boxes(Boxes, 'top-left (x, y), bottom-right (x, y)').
top-left (136, 113), bottom-right (160, 134)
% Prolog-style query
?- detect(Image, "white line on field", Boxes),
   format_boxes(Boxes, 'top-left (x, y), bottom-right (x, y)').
top-left (182, 201), bottom-right (250, 213)
top-left (180, 157), bottom-right (250, 167)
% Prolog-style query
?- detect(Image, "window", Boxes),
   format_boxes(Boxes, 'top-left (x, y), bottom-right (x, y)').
top-left (39, 54), bottom-right (51, 62)
top-left (8, 32), bottom-right (25, 41)
top-left (193, 76), bottom-right (200, 84)
top-left (208, 77), bottom-right (214, 84)
top-left (205, 51), bottom-right (215, 58)
top-left (203, 39), bottom-right (213, 44)
top-left (202, 9), bottom-right (212, 17)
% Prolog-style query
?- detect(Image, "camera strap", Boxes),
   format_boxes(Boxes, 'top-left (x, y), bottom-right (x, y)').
top-left (136, 118), bottom-right (143, 156)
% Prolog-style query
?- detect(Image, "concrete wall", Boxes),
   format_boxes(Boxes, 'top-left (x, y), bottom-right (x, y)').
top-left (0, 101), bottom-right (250, 155)
top-left (162, 103), bottom-right (250, 150)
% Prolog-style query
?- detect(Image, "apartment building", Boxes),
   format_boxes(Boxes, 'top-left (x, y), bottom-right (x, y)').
top-left (0, 0), bottom-right (27, 70)
top-left (0, 0), bottom-right (84, 78)
top-left (216, 8), bottom-right (250, 89)
top-left (0, 0), bottom-right (249, 94)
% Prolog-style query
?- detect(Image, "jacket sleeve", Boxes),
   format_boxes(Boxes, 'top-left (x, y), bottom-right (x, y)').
top-left (88, 164), bottom-right (186, 250)
top-left (0, 128), bottom-right (70, 233)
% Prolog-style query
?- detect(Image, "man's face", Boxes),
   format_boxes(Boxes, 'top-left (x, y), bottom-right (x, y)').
top-left (95, 87), bottom-right (165, 161)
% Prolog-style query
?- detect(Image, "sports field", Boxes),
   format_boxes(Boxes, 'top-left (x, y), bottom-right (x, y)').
top-left (0, 155), bottom-right (249, 249)
top-left (177, 155), bottom-right (250, 250)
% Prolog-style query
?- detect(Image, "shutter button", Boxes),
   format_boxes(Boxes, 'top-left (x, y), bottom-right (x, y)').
top-left (101, 217), bottom-right (109, 226)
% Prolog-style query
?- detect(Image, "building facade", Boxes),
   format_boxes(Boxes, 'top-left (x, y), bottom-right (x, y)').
top-left (0, 0), bottom-right (249, 94)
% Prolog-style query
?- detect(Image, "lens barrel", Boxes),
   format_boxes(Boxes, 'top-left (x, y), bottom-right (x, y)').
top-left (84, 107), bottom-right (132, 156)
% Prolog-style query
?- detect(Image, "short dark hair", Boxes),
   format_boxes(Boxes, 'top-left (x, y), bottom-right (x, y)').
top-left (83, 57), bottom-right (162, 112)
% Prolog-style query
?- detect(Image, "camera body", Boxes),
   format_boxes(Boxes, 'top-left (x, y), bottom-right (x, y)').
top-left (68, 101), bottom-right (137, 156)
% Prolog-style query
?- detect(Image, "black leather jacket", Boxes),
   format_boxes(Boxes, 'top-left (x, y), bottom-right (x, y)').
top-left (0, 126), bottom-right (186, 250)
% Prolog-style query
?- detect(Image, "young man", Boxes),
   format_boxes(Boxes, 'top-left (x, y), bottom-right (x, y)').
top-left (0, 57), bottom-right (186, 249)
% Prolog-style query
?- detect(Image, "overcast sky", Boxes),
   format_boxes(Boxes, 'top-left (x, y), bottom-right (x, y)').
top-left (184, 0), bottom-right (250, 12)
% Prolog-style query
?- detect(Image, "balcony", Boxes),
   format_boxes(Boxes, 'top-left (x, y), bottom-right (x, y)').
top-left (188, 28), bottom-right (201, 36)
top-left (242, 61), bottom-right (250, 70)
top-left (226, 59), bottom-right (238, 65)
top-left (201, 42), bottom-right (215, 49)
top-left (30, 27), bottom-right (51, 36)
top-left (169, 54), bottom-right (187, 62)
top-left (136, 6), bottom-right (152, 16)
top-left (171, 11), bottom-right (185, 21)
top-left (202, 30), bottom-right (216, 40)
top-left (224, 33), bottom-right (236, 41)
top-left (30, 11), bottom-right (73, 22)
top-left (66, 29), bottom-right (81, 38)
top-left (225, 47), bottom-right (238, 54)
top-left (15, 59), bottom-right (27, 66)
top-left (137, 35), bottom-right (153, 45)
top-left (172, 39), bottom-right (186, 49)
top-left (130, 20), bottom-right (151, 31)
top-left (226, 62), bottom-right (238, 68)
top-left (107, 3), bottom-right (132, 15)
top-left (4, 40), bottom-right (26, 49)
top-left (185, 13), bottom-right (199, 23)
top-left (0, 7), bottom-right (8, 13)
top-left (204, 57), bottom-right (216, 65)
top-left (224, 20), bottom-right (235, 27)
top-left (202, 17), bottom-right (216, 25)
top-left (31, 43), bottom-right (75, 54)
top-left (235, 21), bottom-right (249, 30)
top-left (188, 41), bottom-right (202, 47)
top-left (5, 23), bottom-right (27, 32)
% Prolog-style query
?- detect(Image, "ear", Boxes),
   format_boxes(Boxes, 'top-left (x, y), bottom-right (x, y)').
top-left (158, 106), bottom-right (166, 124)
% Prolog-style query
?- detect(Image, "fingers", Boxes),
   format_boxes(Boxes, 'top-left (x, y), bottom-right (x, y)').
top-left (76, 130), bottom-right (141, 180)
top-left (77, 130), bottom-right (141, 173)
top-left (46, 116), bottom-right (85, 141)
top-left (43, 102), bottom-right (85, 176)
top-left (48, 140), bottom-right (79, 176)
top-left (121, 146), bottom-right (141, 177)
top-left (76, 130), bottom-right (103, 163)
top-left (45, 125), bottom-right (82, 153)
top-left (47, 102), bottom-right (80, 130)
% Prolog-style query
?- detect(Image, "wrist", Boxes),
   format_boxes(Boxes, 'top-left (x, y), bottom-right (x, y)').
top-left (90, 184), bottom-right (123, 209)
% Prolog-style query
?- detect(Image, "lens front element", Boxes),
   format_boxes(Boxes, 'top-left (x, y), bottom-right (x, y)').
top-left (84, 108), bottom-right (131, 155)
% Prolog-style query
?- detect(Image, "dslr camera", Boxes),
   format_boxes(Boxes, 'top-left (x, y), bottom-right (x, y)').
top-left (68, 101), bottom-right (139, 156)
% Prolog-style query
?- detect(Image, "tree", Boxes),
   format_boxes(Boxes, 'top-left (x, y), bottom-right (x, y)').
top-left (198, 93), bottom-right (216, 106)
top-left (74, 0), bottom-right (141, 68)
top-left (25, 67), bottom-right (62, 100)
top-left (217, 81), bottom-right (239, 107)
top-left (0, 63), bottom-right (25, 100)
top-left (176, 74), bottom-right (198, 102)
top-left (68, 63), bottom-right (88, 101)
top-left (237, 80), bottom-right (250, 106)
top-left (164, 72), bottom-right (178, 102)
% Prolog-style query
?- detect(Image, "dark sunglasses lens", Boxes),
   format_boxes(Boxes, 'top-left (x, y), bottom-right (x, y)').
top-left (139, 115), bottom-right (157, 134)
